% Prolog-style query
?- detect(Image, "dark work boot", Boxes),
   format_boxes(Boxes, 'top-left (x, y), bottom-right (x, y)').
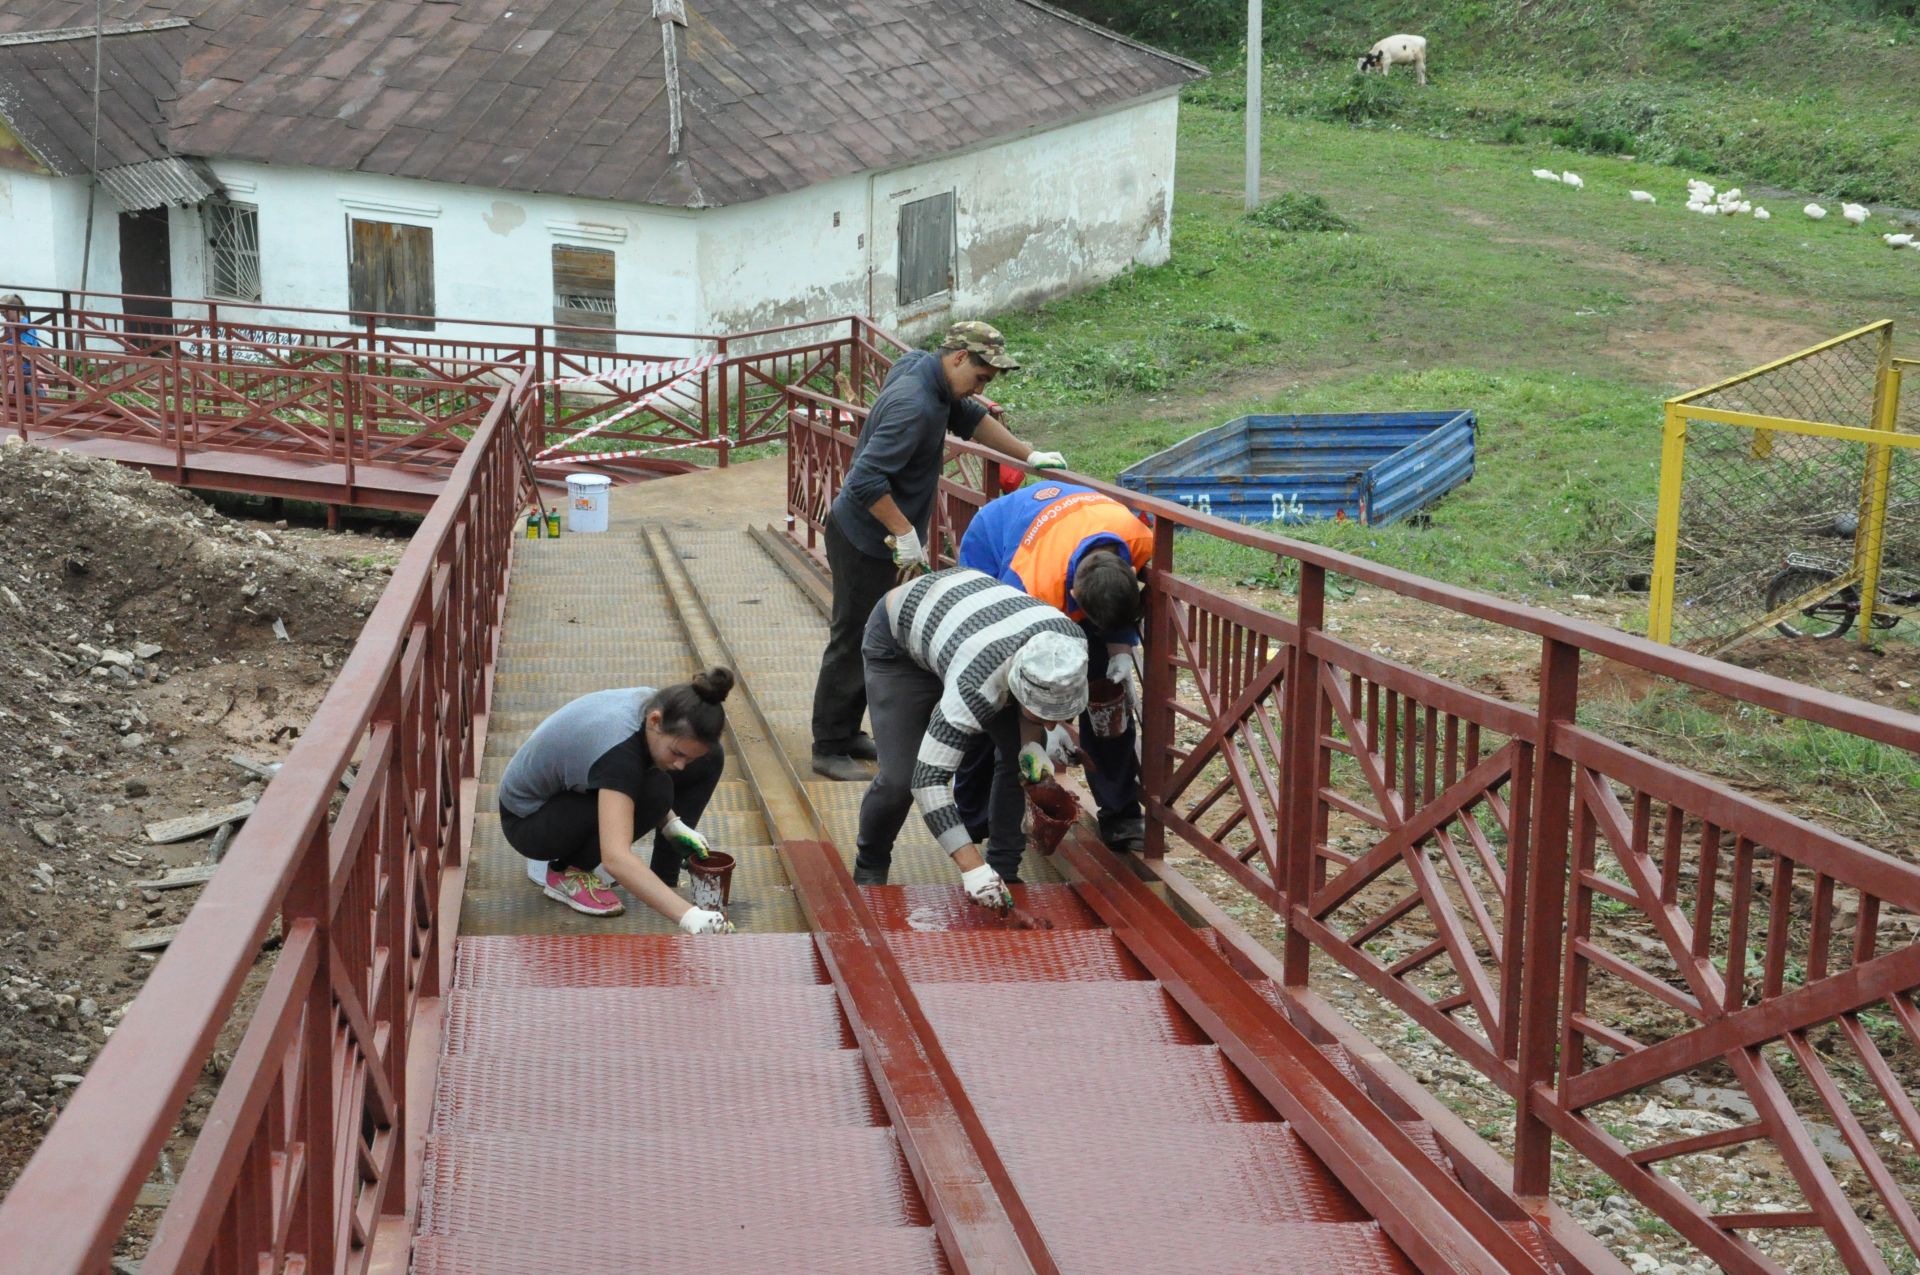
top-left (1098, 813), bottom-right (1146, 854)
top-left (811, 750), bottom-right (870, 781)
top-left (852, 863), bottom-right (889, 886)
top-left (844, 732), bottom-right (878, 761)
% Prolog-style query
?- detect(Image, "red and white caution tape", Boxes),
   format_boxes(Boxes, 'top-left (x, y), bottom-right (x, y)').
top-left (533, 436), bottom-right (721, 466)
top-left (536, 352), bottom-right (723, 390)
top-left (533, 363), bottom-right (713, 459)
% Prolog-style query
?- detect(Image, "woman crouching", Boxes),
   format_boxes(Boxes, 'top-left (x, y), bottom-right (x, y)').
top-left (497, 667), bottom-right (738, 933)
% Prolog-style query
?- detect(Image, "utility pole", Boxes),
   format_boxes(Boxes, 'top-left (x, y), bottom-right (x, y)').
top-left (1244, 0), bottom-right (1262, 210)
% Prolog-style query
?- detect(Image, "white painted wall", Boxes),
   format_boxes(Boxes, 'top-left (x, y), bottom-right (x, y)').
top-left (2, 89), bottom-right (1181, 353)
top-left (0, 171), bottom-right (123, 306)
top-left (698, 92), bottom-right (1182, 340)
top-left (197, 162), bottom-right (707, 356)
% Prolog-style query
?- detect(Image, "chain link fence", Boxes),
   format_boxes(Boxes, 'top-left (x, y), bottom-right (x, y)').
top-left (1650, 323), bottom-right (1920, 650)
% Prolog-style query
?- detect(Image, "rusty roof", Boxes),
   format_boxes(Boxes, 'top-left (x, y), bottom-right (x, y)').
top-left (0, 0), bottom-right (1202, 209)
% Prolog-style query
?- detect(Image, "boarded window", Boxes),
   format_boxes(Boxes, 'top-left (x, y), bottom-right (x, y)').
top-left (348, 218), bottom-right (434, 331)
top-left (204, 199), bottom-right (261, 302)
top-left (897, 191), bottom-right (955, 306)
top-left (552, 244), bottom-right (616, 352)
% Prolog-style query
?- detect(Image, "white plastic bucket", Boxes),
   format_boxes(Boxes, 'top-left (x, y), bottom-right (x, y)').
top-left (565, 474), bottom-right (611, 533)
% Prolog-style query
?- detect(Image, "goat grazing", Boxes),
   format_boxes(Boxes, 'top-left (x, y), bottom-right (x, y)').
top-left (1357, 34), bottom-right (1427, 85)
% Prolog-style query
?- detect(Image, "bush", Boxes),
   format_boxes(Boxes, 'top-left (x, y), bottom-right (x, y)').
top-left (1245, 192), bottom-right (1353, 233)
top-left (1313, 72), bottom-right (1408, 124)
top-left (1549, 121), bottom-right (1634, 154)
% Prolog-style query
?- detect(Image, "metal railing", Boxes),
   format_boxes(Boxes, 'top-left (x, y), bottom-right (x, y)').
top-left (2, 285), bottom-right (912, 486)
top-left (0, 365), bottom-right (535, 1274)
top-left (783, 386), bottom-right (1920, 1274)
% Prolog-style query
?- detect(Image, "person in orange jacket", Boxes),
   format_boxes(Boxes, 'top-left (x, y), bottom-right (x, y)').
top-left (956, 481), bottom-right (1151, 857)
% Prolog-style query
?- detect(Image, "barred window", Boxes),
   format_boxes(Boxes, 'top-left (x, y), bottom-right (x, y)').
top-left (897, 191), bottom-right (955, 307)
top-left (552, 245), bottom-right (616, 352)
top-left (204, 199), bottom-right (260, 302)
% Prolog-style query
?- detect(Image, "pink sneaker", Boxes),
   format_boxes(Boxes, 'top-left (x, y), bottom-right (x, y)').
top-left (543, 868), bottom-right (624, 916)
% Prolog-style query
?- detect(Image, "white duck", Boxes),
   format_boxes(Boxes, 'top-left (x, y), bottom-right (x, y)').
top-left (1753, 207), bottom-right (1771, 221)
top-left (1561, 171), bottom-right (1584, 189)
top-left (1629, 190), bottom-right (1656, 203)
top-left (1842, 202), bottom-right (1870, 226)
top-left (1805, 203), bottom-right (1828, 220)
top-left (1532, 168), bottom-right (1562, 182)
top-left (1885, 233), bottom-right (1915, 248)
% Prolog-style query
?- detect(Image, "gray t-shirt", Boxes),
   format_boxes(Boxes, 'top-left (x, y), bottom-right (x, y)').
top-left (497, 686), bottom-right (656, 818)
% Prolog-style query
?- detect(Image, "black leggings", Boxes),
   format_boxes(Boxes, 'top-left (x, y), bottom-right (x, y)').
top-left (499, 747), bottom-right (724, 887)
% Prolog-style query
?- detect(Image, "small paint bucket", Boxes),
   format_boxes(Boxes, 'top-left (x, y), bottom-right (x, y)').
top-left (1025, 781), bottom-right (1081, 855)
top-left (1085, 678), bottom-right (1128, 738)
top-left (685, 850), bottom-right (735, 910)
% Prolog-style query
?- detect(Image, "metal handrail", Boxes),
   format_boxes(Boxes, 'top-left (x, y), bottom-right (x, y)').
top-left (781, 384), bottom-right (1920, 1273)
top-left (0, 367), bottom-right (536, 1274)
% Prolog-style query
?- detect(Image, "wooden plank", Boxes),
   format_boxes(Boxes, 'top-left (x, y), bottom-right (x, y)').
top-left (134, 864), bottom-right (221, 891)
top-left (227, 754), bottom-right (278, 781)
top-left (121, 925), bottom-right (182, 951)
top-left (144, 800), bottom-right (255, 844)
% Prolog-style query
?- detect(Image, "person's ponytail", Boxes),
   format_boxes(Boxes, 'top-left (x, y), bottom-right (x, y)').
top-left (651, 666), bottom-right (734, 744)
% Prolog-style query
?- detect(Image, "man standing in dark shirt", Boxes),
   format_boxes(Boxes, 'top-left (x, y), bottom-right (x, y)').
top-left (810, 321), bottom-right (1066, 780)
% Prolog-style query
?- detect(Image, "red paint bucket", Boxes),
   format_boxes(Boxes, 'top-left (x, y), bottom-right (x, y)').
top-left (1025, 781), bottom-right (1081, 854)
top-left (685, 851), bottom-right (735, 911)
top-left (1085, 678), bottom-right (1128, 738)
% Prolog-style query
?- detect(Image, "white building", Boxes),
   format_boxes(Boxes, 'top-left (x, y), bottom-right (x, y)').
top-left (0, 2), bottom-right (1201, 348)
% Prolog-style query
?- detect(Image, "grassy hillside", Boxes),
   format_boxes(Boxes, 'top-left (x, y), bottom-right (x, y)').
top-left (1067, 0), bottom-right (1920, 206)
top-left (990, 104), bottom-right (1920, 599)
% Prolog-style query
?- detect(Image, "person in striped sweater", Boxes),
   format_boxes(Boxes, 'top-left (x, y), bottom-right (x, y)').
top-left (855, 568), bottom-right (1090, 908)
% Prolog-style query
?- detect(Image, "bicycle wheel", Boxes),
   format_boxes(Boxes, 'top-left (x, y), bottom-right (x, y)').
top-left (1764, 567), bottom-right (1857, 639)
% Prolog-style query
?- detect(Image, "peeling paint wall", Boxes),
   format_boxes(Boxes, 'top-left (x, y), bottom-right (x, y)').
top-left (699, 93), bottom-right (1181, 340)
top-left (1, 92), bottom-right (1180, 350)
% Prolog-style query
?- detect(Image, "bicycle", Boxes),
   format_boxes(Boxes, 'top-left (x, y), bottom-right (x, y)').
top-left (1761, 513), bottom-right (1920, 639)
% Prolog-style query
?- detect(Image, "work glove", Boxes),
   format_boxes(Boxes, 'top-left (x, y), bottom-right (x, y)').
top-left (661, 815), bottom-right (710, 860)
top-left (1105, 649), bottom-right (1139, 686)
top-left (1043, 725), bottom-right (1075, 770)
top-left (888, 526), bottom-right (929, 569)
top-left (1027, 450), bottom-right (1067, 470)
top-left (1017, 740), bottom-right (1054, 786)
top-left (961, 863), bottom-right (1013, 914)
top-left (678, 906), bottom-right (735, 935)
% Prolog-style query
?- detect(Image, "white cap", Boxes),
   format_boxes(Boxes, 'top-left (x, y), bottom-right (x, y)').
top-left (1006, 630), bottom-right (1088, 722)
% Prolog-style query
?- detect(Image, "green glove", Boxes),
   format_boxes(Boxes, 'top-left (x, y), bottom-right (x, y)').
top-left (662, 815), bottom-right (709, 860)
top-left (1017, 741), bottom-right (1054, 786)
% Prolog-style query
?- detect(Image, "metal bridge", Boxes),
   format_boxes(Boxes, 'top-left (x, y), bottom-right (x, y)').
top-left (2, 295), bottom-right (1918, 1275)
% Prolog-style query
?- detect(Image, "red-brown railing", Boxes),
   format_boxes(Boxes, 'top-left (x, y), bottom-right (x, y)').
top-left (3, 285), bottom-right (911, 484)
top-left (0, 367), bottom-right (535, 1275)
top-left (784, 388), bottom-right (1920, 1274)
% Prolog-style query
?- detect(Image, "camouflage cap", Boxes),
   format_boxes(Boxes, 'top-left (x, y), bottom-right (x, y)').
top-left (938, 320), bottom-right (1020, 370)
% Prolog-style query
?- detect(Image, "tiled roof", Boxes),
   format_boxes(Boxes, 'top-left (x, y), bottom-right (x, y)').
top-left (0, 20), bottom-right (191, 174)
top-left (0, 0), bottom-right (1202, 209)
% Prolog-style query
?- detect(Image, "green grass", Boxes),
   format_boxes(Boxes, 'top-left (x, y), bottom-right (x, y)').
top-left (1585, 683), bottom-right (1920, 833)
top-left (1060, 0), bottom-right (1920, 206)
top-left (981, 105), bottom-right (1920, 596)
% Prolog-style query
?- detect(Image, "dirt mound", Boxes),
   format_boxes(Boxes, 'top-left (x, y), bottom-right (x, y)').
top-left (1728, 634), bottom-right (1920, 708)
top-left (0, 439), bottom-right (402, 1224)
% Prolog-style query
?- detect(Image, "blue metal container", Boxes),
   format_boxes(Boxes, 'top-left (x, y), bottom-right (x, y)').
top-left (1117, 410), bottom-right (1476, 526)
